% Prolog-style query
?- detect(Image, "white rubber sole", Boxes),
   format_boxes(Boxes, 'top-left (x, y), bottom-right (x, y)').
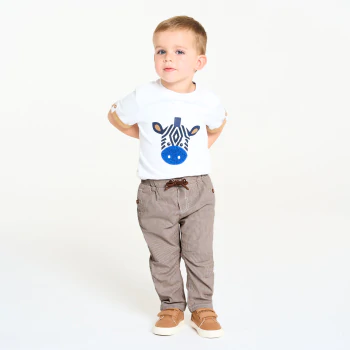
top-left (152, 319), bottom-right (185, 336)
top-left (190, 320), bottom-right (224, 338)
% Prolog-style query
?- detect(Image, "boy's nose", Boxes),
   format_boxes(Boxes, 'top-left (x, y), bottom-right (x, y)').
top-left (164, 55), bottom-right (173, 62)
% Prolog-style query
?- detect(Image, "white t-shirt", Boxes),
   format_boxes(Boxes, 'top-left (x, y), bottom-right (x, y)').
top-left (110, 78), bottom-right (227, 180)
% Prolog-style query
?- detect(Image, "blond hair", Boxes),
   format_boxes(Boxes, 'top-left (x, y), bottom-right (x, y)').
top-left (153, 15), bottom-right (207, 55)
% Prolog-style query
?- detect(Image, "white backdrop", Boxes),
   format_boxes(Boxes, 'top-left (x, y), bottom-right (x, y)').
top-left (0, 1), bottom-right (349, 349)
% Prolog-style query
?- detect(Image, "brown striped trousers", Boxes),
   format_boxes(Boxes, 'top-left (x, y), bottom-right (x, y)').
top-left (136, 174), bottom-right (216, 313)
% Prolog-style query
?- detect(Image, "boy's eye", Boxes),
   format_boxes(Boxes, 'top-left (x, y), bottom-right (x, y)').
top-left (156, 50), bottom-right (185, 55)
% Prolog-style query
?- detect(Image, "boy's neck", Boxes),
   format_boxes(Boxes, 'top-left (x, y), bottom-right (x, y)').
top-left (160, 78), bottom-right (196, 93)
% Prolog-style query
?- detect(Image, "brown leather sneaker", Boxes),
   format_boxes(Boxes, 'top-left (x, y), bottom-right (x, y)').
top-left (152, 308), bottom-right (185, 336)
top-left (190, 307), bottom-right (224, 338)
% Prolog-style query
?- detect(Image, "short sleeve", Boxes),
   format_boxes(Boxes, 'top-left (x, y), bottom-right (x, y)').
top-left (110, 90), bottom-right (140, 126)
top-left (206, 101), bottom-right (227, 130)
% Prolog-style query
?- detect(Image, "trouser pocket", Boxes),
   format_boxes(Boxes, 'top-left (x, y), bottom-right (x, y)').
top-left (202, 175), bottom-right (215, 194)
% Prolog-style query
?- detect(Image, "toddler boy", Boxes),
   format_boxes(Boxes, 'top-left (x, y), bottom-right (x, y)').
top-left (108, 15), bottom-right (227, 338)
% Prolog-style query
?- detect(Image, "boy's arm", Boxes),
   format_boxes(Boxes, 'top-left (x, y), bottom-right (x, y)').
top-left (108, 109), bottom-right (139, 139)
top-left (206, 110), bottom-right (228, 148)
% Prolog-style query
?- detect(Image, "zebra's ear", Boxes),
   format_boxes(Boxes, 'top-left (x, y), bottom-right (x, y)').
top-left (188, 125), bottom-right (200, 136)
top-left (152, 122), bottom-right (165, 134)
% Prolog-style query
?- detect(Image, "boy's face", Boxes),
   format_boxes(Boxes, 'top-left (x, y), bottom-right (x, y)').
top-left (153, 30), bottom-right (207, 84)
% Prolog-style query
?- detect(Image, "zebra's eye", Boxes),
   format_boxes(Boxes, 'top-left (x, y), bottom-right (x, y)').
top-left (167, 142), bottom-right (170, 146)
top-left (180, 143), bottom-right (183, 146)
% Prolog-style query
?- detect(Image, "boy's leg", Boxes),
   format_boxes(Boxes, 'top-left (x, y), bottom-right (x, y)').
top-left (179, 175), bottom-right (216, 313)
top-left (137, 180), bottom-right (187, 311)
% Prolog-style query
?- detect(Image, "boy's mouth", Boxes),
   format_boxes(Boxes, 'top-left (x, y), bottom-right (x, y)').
top-left (164, 68), bottom-right (176, 72)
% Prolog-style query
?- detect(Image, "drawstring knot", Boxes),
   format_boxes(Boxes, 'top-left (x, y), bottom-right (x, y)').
top-left (164, 178), bottom-right (189, 190)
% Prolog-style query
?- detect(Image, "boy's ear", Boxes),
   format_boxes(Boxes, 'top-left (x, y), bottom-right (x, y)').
top-left (195, 54), bottom-right (207, 72)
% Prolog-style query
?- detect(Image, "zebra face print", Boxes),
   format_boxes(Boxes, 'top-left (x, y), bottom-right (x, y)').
top-left (152, 117), bottom-right (200, 165)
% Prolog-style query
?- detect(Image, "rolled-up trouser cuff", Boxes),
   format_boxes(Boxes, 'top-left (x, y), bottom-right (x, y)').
top-left (189, 303), bottom-right (214, 313)
top-left (161, 302), bottom-right (187, 312)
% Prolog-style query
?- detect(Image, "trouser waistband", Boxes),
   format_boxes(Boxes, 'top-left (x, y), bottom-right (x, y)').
top-left (141, 174), bottom-right (209, 189)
